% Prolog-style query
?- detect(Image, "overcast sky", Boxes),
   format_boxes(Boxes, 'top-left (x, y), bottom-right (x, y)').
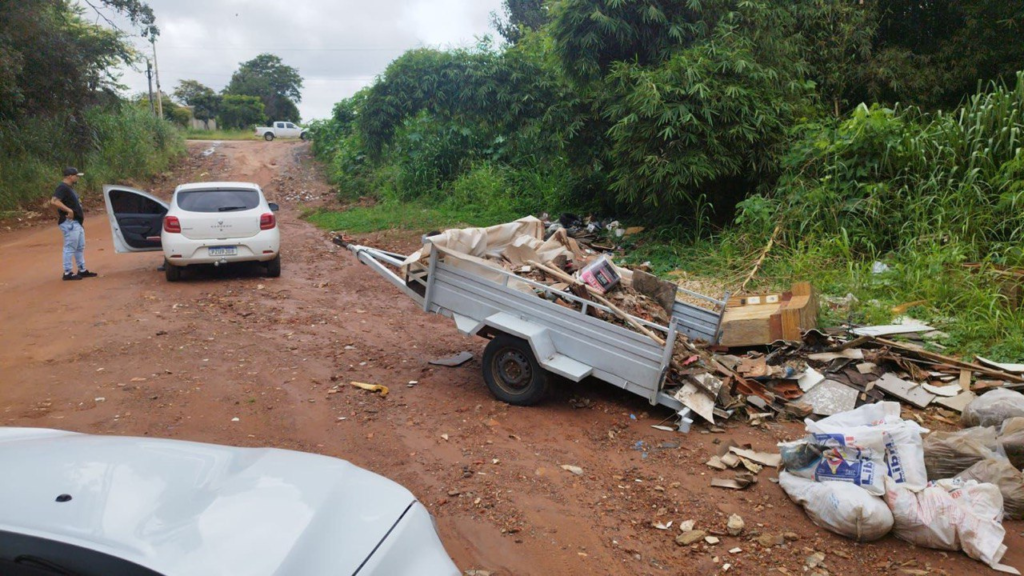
top-left (87, 0), bottom-right (504, 121)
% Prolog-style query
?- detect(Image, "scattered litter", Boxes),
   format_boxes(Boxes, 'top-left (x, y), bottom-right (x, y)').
top-left (94, 397), bottom-right (105, 403)
top-left (922, 382), bottom-right (962, 397)
top-left (676, 530), bottom-right (706, 546)
top-left (560, 464), bottom-right (584, 476)
top-left (726, 514), bottom-right (744, 536)
top-left (801, 379), bottom-right (858, 416)
top-left (873, 373), bottom-right (936, 409)
top-left (797, 367), bottom-right (825, 392)
top-left (711, 473), bottom-right (756, 490)
top-left (350, 381), bottom-right (389, 397)
top-left (651, 425), bottom-right (676, 432)
top-left (653, 521), bottom-right (673, 530)
top-left (851, 323), bottom-right (934, 337)
top-left (231, 417), bottom-right (239, 422)
top-left (429, 351), bottom-right (474, 367)
top-left (728, 447), bottom-right (780, 468)
top-left (935, 390), bottom-right (977, 413)
top-left (977, 357), bottom-right (1024, 374)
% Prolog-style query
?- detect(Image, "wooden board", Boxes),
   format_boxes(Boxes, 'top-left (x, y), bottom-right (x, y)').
top-left (719, 282), bottom-right (818, 346)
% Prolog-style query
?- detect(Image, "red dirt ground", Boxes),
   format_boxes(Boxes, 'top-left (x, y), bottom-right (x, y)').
top-left (1, 141), bottom-right (1019, 575)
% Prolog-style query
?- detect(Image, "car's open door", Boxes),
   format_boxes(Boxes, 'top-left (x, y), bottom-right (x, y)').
top-left (102, 185), bottom-right (168, 253)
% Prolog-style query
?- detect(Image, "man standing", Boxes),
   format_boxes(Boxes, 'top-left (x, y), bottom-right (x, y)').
top-left (50, 167), bottom-right (98, 281)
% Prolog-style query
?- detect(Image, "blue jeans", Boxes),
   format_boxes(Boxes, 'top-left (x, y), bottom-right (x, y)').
top-left (59, 220), bottom-right (86, 274)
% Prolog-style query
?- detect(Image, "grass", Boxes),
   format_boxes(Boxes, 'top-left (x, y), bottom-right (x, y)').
top-left (304, 200), bottom-right (509, 235)
top-left (184, 129), bottom-right (259, 141)
top-left (0, 107), bottom-right (185, 211)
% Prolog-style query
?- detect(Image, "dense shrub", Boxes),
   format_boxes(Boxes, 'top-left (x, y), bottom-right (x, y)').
top-left (0, 106), bottom-right (184, 211)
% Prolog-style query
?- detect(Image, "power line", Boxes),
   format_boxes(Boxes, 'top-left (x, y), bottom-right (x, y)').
top-left (159, 46), bottom-right (413, 52)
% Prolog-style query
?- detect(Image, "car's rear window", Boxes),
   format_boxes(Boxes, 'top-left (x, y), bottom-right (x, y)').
top-left (177, 189), bottom-right (260, 213)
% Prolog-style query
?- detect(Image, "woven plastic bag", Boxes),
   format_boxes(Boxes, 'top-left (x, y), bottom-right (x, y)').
top-left (779, 471), bottom-right (893, 541)
top-left (957, 458), bottom-right (1024, 520)
top-left (923, 427), bottom-right (1002, 480)
top-left (962, 388), bottom-right (1024, 428)
top-left (805, 401), bottom-right (929, 491)
top-left (884, 476), bottom-right (1015, 572)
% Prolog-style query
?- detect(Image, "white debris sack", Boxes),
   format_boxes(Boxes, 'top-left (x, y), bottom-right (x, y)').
top-left (957, 458), bottom-right (1024, 520)
top-left (884, 476), bottom-right (1016, 572)
top-left (779, 471), bottom-right (893, 541)
top-left (805, 401), bottom-right (929, 491)
top-left (779, 439), bottom-right (885, 496)
top-left (962, 388), bottom-right (1024, 428)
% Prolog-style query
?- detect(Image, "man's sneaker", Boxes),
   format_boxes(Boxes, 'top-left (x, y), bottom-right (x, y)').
top-left (63, 272), bottom-right (82, 281)
top-left (78, 270), bottom-right (98, 278)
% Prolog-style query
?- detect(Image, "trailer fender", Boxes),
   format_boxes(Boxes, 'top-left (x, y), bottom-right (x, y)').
top-left (471, 312), bottom-right (593, 382)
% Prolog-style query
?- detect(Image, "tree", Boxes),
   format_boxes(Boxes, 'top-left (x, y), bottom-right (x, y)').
top-left (225, 54), bottom-right (303, 122)
top-left (174, 79), bottom-right (220, 128)
top-left (0, 0), bottom-right (140, 121)
top-left (860, 0), bottom-right (1024, 109)
top-left (218, 95), bottom-right (265, 129)
top-left (491, 0), bottom-right (549, 44)
top-left (791, 0), bottom-right (875, 117)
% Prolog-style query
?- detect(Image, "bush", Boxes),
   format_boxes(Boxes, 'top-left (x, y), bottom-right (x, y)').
top-left (0, 105), bottom-right (184, 211)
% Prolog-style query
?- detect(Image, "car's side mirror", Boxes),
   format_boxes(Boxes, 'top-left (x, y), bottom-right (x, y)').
top-left (268, 203), bottom-right (279, 212)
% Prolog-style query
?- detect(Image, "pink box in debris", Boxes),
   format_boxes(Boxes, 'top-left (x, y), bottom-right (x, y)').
top-left (579, 255), bottom-right (620, 294)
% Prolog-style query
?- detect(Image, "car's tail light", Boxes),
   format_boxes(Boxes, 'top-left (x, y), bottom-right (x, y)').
top-left (164, 216), bottom-right (181, 233)
top-left (260, 213), bottom-right (276, 230)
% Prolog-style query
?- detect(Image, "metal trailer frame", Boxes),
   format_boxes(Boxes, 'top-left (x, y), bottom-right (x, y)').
top-left (344, 242), bottom-right (728, 414)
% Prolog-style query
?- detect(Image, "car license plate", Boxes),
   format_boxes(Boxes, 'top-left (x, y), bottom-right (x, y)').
top-left (209, 246), bottom-right (237, 257)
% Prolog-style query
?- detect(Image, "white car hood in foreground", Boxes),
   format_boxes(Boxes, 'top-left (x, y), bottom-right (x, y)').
top-left (0, 428), bottom-right (439, 575)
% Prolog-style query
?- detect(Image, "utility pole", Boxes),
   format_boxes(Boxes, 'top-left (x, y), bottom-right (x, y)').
top-left (151, 39), bottom-right (163, 118)
top-left (145, 58), bottom-right (155, 115)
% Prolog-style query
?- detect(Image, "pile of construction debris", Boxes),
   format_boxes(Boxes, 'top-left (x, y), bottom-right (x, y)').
top-left (399, 216), bottom-right (1024, 431)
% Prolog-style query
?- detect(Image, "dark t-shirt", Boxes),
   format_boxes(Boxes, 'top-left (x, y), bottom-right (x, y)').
top-left (53, 182), bottom-right (84, 225)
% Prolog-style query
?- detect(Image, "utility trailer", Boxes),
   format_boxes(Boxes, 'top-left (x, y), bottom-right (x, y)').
top-left (338, 239), bottom-right (728, 417)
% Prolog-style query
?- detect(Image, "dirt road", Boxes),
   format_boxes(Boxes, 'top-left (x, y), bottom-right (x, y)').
top-left (1, 141), bottom-right (1019, 575)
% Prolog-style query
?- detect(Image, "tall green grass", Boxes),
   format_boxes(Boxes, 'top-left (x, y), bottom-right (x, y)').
top-left (0, 106), bottom-right (185, 211)
top-left (713, 72), bottom-right (1024, 360)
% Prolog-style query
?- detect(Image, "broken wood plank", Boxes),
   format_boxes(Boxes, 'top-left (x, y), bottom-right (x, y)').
top-left (528, 259), bottom-right (667, 347)
top-left (959, 370), bottom-right (972, 392)
top-left (873, 338), bottom-right (1024, 383)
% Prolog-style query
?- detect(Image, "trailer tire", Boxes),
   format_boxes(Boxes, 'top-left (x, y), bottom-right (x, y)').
top-left (482, 335), bottom-right (549, 406)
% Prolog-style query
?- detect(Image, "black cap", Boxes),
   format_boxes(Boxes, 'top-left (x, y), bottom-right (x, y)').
top-left (63, 167), bottom-right (84, 177)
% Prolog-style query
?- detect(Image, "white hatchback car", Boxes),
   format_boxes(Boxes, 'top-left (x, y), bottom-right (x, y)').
top-left (103, 182), bottom-right (281, 282)
top-left (0, 428), bottom-right (460, 576)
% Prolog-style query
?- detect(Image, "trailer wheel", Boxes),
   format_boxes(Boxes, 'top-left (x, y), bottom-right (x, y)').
top-left (482, 335), bottom-right (549, 406)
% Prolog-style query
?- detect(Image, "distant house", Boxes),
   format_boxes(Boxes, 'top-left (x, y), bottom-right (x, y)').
top-left (183, 106), bottom-right (218, 131)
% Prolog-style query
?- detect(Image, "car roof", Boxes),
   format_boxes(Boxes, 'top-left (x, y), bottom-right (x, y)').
top-left (0, 428), bottom-right (415, 576)
top-left (174, 181), bottom-right (261, 193)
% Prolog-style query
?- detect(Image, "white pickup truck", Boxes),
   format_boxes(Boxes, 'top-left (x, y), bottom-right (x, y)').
top-left (255, 121), bottom-right (308, 141)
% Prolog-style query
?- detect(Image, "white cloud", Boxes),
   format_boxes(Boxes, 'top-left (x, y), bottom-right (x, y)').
top-left (90, 0), bottom-right (503, 121)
